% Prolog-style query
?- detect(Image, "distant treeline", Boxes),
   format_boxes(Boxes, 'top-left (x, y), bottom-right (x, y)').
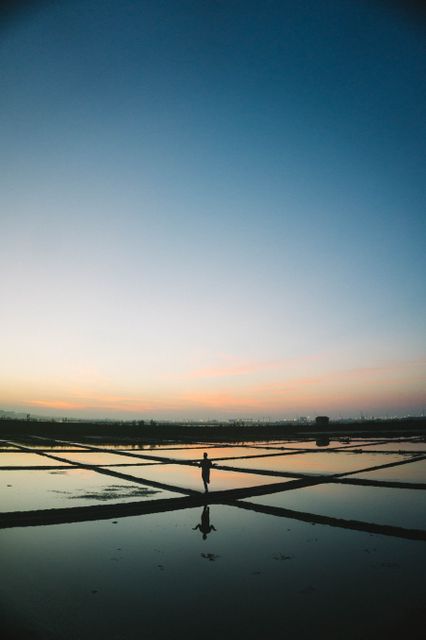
top-left (0, 417), bottom-right (425, 442)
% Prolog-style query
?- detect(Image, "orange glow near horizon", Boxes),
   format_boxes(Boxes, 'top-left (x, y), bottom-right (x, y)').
top-left (1, 1), bottom-right (425, 426)
top-left (29, 400), bottom-right (88, 410)
top-left (0, 353), bottom-right (423, 419)
top-left (8, 356), bottom-right (423, 419)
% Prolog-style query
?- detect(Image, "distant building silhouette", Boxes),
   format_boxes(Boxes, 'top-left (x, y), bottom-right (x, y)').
top-left (315, 415), bottom-right (330, 426)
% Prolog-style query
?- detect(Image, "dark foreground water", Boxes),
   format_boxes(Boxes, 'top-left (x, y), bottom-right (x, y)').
top-left (1, 436), bottom-right (425, 639)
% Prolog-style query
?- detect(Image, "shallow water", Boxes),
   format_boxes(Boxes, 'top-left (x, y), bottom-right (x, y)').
top-left (0, 452), bottom-right (73, 467)
top-left (0, 506), bottom-right (425, 640)
top-left (1, 436), bottom-right (425, 640)
top-left (52, 451), bottom-right (163, 466)
top-left (259, 439), bottom-right (377, 450)
top-left (135, 445), bottom-right (279, 461)
top-left (352, 458), bottom-right (426, 484)
top-left (81, 442), bottom-right (220, 450)
top-left (0, 467), bottom-right (179, 511)
top-left (219, 450), bottom-right (407, 475)
top-left (242, 482), bottom-right (426, 529)
top-left (5, 442), bottom-right (90, 450)
top-left (120, 463), bottom-right (293, 492)
top-left (191, 438), bottom-right (375, 450)
top-left (353, 441), bottom-right (426, 453)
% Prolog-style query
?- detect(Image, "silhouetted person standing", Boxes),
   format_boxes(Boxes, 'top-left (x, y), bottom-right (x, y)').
top-left (193, 505), bottom-right (217, 540)
top-left (199, 452), bottom-right (214, 493)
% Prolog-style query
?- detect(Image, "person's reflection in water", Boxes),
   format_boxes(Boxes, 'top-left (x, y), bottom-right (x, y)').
top-left (199, 451), bottom-right (215, 492)
top-left (193, 505), bottom-right (217, 540)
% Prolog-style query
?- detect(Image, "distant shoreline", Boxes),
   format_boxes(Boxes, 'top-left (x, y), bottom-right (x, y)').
top-left (0, 417), bottom-right (425, 442)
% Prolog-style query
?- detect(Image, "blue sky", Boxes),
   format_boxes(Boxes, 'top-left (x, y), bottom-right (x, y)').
top-left (1, 1), bottom-right (425, 418)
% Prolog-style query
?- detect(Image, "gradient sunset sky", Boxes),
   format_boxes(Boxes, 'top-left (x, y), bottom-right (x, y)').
top-left (1, 1), bottom-right (425, 419)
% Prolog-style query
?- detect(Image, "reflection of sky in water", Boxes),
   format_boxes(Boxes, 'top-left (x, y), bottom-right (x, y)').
top-left (243, 483), bottom-right (426, 530)
top-left (220, 451), bottom-right (406, 475)
top-left (55, 452), bottom-right (162, 466)
top-left (80, 443), bottom-right (219, 450)
top-left (354, 442), bottom-right (426, 453)
top-left (0, 507), bottom-right (424, 640)
top-left (0, 452), bottom-right (73, 467)
top-left (121, 463), bottom-right (292, 492)
top-left (352, 459), bottom-right (426, 484)
top-left (261, 440), bottom-right (376, 451)
top-left (137, 446), bottom-right (277, 461)
top-left (224, 439), bottom-right (382, 451)
top-left (1, 438), bottom-right (425, 640)
top-left (0, 468), bottom-right (179, 512)
top-left (6, 443), bottom-right (90, 450)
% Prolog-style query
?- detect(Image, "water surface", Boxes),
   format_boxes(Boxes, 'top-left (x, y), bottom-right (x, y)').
top-left (0, 467), bottom-right (178, 511)
top-left (242, 482), bottom-right (426, 529)
top-left (0, 452), bottom-right (73, 467)
top-left (352, 458), bottom-right (426, 484)
top-left (0, 506), bottom-right (424, 640)
top-left (54, 451), bottom-right (162, 466)
top-left (120, 463), bottom-right (294, 492)
top-left (219, 451), bottom-right (406, 476)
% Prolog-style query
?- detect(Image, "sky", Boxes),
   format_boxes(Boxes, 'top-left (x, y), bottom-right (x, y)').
top-left (1, 0), bottom-right (425, 420)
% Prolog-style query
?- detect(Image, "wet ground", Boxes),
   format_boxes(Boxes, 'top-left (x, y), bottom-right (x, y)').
top-left (0, 434), bottom-right (425, 639)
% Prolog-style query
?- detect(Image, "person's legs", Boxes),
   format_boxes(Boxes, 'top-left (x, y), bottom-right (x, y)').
top-left (203, 476), bottom-right (208, 492)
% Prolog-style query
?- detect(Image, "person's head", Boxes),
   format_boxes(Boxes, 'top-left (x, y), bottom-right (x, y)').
top-left (203, 452), bottom-right (208, 459)
top-left (203, 533), bottom-right (207, 540)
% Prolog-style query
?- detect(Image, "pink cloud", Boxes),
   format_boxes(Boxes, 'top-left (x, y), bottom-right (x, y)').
top-left (29, 400), bottom-right (88, 410)
top-left (23, 356), bottom-right (425, 416)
